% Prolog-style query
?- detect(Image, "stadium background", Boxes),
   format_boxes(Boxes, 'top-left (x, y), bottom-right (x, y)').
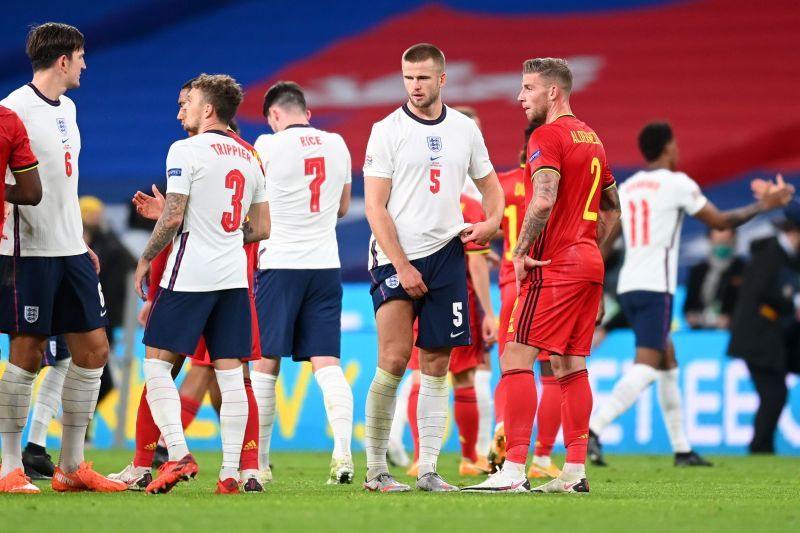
top-left (1, 0), bottom-right (798, 455)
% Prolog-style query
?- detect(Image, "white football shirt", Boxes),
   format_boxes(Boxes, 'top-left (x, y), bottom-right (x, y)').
top-left (253, 125), bottom-right (351, 269)
top-left (161, 130), bottom-right (267, 292)
top-left (617, 168), bottom-right (708, 295)
top-left (1, 84), bottom-right (85, 257)
top-left (363, 104), bottom-right (493, 268)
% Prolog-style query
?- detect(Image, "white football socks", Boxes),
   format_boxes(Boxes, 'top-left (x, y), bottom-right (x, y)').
top-left (59, 362), bottom-right (102, 472)
top-left (314, 365), bottom-right (353, 458)
top-left (590, 363), bottom-right (658, 435)
top-left (388, 376), bottom-right (412, 447)
top-left (658, 368), bottom-right (691, 454)
top-left (144, 359), bottom-right (189, 461)
top-left (215, 366), bottom-right (247, 481)
top-left (364, 368), bottom-right (401, 480)
top-left (250, 370), bottom-right (277, 471)
top-left (27, 357), bottom-right (70, 448)
top-left (0, 363), bottom-right (35, 477)
top-left (417, 373), bottom-right (448, 476)
top-left (474, 368), bottom-right (493, 457)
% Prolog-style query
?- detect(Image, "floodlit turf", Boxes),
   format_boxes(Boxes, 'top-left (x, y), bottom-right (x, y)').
top-left (1, 451), bottom-right (798, 532)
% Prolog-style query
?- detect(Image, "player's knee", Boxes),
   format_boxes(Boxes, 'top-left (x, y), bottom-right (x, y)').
top-left (451, 368), bottom-right (475, 388)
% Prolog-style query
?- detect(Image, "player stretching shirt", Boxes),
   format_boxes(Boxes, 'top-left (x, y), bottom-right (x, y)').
top-left (0, 23), bottom-right (125, 494)
top-left (135, 74), bottom-right (269, 495)
top-left (251, 81), bottom-right (354, 485)
top-left (587, 122), bottom-right (793, 468)
top-left (465, 58), bottom-right (621, 494)
top-left (362, 43), bottom-right (503, 493)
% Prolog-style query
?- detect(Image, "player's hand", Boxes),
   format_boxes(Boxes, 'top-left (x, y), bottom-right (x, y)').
top-left (482, 314), bottom-right (498, 347)
top-left (595, 296), bottom-right (606, 326)
top-left (134, 257), bottom-right (152, 301)
top-left (137, 299), bottom-right (152, 327)
top-left (513, 255), bottom-right (551, 293)
top-left (753, 173), bottom-right (795, 210)
top-left (397, 263), bottom-right (428, 300)
top-left (460, 220), bottom-right (498, 247)
top-left (132, 185), bottom-right (166, 221)
top-left (87, 246), bottom-right (101, 274)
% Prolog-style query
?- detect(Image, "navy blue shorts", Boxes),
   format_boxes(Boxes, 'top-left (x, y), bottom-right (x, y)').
top-left (42, 335), bottom-right (70, 367)
top-left (369, 237), bottom-right (470, 350)
top-left (619, 290), bottom-right (673, 351)
top-left (254, 268), bottom-right (342, 360)
top-left (143, 287), bottom-right (252, 360)
top-left (0, 253), bottom-right (108, 337)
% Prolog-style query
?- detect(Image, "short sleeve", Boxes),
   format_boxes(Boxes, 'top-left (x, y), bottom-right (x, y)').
top-left (676, 172), bottom-right (707, 215)
top-left (9, 113), bottom-right (38, 173)
top-left (251, 157), bottom-right (268, 204)
top-left (467, 121), bottom-right (493, 180)
top-left (338, 135), bottom-right (352, 184)
top-left (527, 125), bottom-right (563, 178)
top-left (165, 142), bottom-right (193, 195)
top-left (601, 155), bottom-right (616, 190)
top-left (253, 134), bottom-right (271, 175)
top-left (363, 123), bottom-right (393, 178)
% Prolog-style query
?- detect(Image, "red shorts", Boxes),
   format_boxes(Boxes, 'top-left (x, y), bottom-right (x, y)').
top-left (498, 282), bottom-right (516, 357)
top-left (187, 294), bottom-right (262, 366)
top-left (505, 280), bottom-right (602, 357)
top-left (409, 296), bottom-right (484, 374)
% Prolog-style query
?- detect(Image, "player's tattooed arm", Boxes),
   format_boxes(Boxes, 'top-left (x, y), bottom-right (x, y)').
top-left (142, 193), bottom-right (188, 261)
top-left (242, 201), bottom-right (270, 244)
top-left (513, 169), bottom-right (560, 258)
top-left (597, 185), bottom-right (622, 261)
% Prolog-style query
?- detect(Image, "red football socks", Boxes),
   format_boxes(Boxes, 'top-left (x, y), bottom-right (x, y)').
top-left (534, 375), bottom-right (562, 457)
top-left (502, 369), bottom-right (538, 465)
top-left (493, 376), bottom-right (507, 425)
top-left (408, 382), bottom-right (420, 461)
top-left (239, 377), bottom-right (260, 471)
top-left (180, 395), bottom-right (201, 430)
top-left (453, 386), bottom-right (479, 462)
top-left (559, 369), bottom-right (592, 464)
top-left (133, 387), bottom-right (160, 468)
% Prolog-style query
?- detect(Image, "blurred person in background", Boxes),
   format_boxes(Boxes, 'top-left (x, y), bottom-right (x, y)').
top-left (727, 201), bottom-right (800, 454)
top-left (683, 227), bottom-right (745, 330)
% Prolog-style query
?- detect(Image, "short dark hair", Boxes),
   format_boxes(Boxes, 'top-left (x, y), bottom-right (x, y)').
top-left (402, 43), bottom-right (445, 71)
top-left (522, 58), bottom-right (573, 94)
top-left (26, 23), bottom-right (84, 71)
top-left (181, 77), bottom-right (198, 91)
top-left (519, 122), bottom-right (541, 165)
top-left (191, 73), bottom-right (243, 125)
top-left (638, 122), bottom-right (674, 162)
top-left (262, 81), bottom-right (306, 117)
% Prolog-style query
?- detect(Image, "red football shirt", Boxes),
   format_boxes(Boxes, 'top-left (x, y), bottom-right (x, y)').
top-left (524, 114), bottom-right (615, 284)
top-left (461, 193), bottom-right (489, 296)
top-left (0, 105), bottom-right (38, 237)
top-left (498, 166), bottom-right (526, 288)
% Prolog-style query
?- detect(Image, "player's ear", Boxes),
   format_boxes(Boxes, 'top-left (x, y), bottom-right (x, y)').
top-left (306, 109), bottom-right (312, 122)
top-left (439, 71), bottom-right (447, 88)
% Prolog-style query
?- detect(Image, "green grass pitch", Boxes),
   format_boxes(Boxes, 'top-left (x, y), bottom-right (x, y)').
top-left (1, 451), bottom-right (798, 532)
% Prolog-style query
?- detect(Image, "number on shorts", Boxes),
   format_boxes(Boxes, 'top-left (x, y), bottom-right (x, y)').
top-left (452, 301), bottom-right (463, 327)
top-left (97, 282), bottom-right (106, 308)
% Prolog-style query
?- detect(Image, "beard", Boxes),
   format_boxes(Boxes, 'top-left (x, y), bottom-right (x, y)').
top-left (408, 88), bottom-right (440, 111)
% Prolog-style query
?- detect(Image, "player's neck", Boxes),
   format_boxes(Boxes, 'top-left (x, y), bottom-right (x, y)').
top-left (545, 103), bottom-right (573, 124)
top-left (30, 71), bottom-right (68, 101)
top-left (646, 158), bottom-right (673, 171)
top-left (199, 119), bottom-right (228, 134)
top-left (406, 99), bottom-right (444, 121)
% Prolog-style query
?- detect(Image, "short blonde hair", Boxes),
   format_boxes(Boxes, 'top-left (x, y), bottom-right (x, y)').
top-left (522, 58), bottom-right (573, 93)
